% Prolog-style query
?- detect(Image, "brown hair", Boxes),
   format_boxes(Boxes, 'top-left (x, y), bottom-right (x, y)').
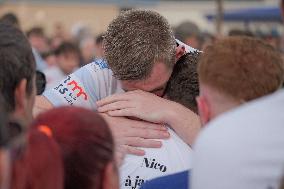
top-left (104, 9), bottom-right (176, 80)
top-left (166, 51), bottom-right (200, 113)
top-left (198, 36), bottom-right (284, 101)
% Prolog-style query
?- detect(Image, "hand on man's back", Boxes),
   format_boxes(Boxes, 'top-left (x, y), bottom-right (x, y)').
top-left (99, 113), bottom-right (170, 166)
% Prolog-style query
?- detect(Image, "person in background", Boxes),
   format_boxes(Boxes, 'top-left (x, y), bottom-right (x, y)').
top-left (228, 29), bottom-right (254, 37)
top-left (31, 107), bottom-right (118, 189)
top-left (0, 12), bottom-right (20, 29)
top-left (174, 21), bottom-right (201, 49)
top-left (50, 22), bottom-right (69, 50)
top-left (94, 33), bottom-right (105, 62)
top-left (26, 27), bottom-right (49, 71)
top-left (44, 42), bottom-right (80, 89)
top-left (192, 36), bottom-right (284, 189)
top-left (41, 50), bottom-right (57, 68)
top-left (26, 27), bottom-right (49, 54)
top-left (79, 37), bottom-right (96, 66)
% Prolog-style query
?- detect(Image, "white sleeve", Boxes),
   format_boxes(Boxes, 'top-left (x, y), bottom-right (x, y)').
top-left (175, 39), bottom-right (201, 53)
top-left (43, 60), bottom-right (122, 110)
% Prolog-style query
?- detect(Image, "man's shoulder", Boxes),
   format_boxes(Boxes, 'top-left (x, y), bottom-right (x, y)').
top-left (192, 90), bottom-right (284, 189)
top-left (73, 60), bottom-right (116, 85)
top-left (204, 89), bottom-right (284, 135)
top-left (80, 60), bottom-right (111, 73)
top-left (194, 89), bottom-right (284, 163)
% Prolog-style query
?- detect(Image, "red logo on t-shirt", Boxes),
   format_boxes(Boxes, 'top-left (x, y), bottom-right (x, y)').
top-left (67, 80), bottom-right (88, 100)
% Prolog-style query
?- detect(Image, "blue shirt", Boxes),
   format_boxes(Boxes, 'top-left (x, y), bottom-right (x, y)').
top-left (140, 170), bottom-right (189, 189)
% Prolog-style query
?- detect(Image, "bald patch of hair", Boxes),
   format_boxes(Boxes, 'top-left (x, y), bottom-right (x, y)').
top-left (104, 9), bottom-right (176, 80)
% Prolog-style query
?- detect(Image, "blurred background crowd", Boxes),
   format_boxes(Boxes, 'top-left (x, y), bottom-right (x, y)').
top-left (0, 0), bottom-right (283, 90)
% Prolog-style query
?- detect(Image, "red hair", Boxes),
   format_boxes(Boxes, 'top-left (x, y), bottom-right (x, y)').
top-left (31, 107), bottom-right (115, 189)
top-left (11, 129), bottom-right (64, 189)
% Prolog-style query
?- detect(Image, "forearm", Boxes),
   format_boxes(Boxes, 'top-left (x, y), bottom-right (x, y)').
top-left (33, 96), bottom-right (54, 117)
top-left (162, 101), bottom-right (201, 147)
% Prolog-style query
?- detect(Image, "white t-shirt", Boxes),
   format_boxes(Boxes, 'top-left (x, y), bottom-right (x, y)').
top-left (43, 59), bottom-right (123, 109)
top-left (191, 89), bottom-right (284, 189)
top-left (121, 128), bottom-right (193, 189)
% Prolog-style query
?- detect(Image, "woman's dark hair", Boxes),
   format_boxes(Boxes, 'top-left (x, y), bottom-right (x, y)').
top-left (31, 107), bottom-right (115, 189)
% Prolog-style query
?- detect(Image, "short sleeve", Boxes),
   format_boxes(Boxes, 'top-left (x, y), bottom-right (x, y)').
top-left (43, 60), bottom-right (122, 110)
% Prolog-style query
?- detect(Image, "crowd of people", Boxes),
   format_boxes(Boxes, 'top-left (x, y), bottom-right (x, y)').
top-left (0, 2), bottom-right (283, 189)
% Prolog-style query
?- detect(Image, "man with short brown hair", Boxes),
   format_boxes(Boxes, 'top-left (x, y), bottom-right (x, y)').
top-left (104, 10), bottom-right (175, 87)
top-left (196, 36), bottom-right (283, 124)
top-left (192, 36), bottom-right (284, 189)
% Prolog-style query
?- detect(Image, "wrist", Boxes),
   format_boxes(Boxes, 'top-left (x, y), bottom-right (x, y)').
top-left (162, 100), bottom-right (182, 126)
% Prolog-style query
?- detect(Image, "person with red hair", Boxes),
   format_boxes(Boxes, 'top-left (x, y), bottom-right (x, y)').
top-left (31, 107), bottom-right (118, 189)
top-left (11, 129), bottom-right (64, 189)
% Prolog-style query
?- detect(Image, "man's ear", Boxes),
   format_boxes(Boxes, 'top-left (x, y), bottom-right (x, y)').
top-left (102, 162), bottom-right (119, 189)
top-left (175, 45), bottom-right (185, 63)
top-left (14, 79), bottom-right (28, 112)
top-left (196, 95), bottom-right (210, 126)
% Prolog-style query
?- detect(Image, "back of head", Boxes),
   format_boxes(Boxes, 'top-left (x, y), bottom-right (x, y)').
top-left (0, 23), bottom-right (35, 113)
top-left (11, 129), bottom-right (64, 189)
top-left (166, 51), bottom-right (200, 113)
top-left (228, 29), bottom-right (254, 37)
top-left (54, 41), bottom-right (80, 57)
top-left (31, 107), bottom-right (115, 189)
top-left (26, 27), bottom-right (44, 39)
top-left (0, 13), bottom-right (19, 28)
top-left (175, 21), bottom-right (200, 42)
top-left (198, 36), bottom-right (284, 102)
top-left (104, 9), bottom-right (176, 80)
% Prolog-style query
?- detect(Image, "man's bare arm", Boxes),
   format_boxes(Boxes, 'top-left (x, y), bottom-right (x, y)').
top-left (97, 90), bottom-right (201, 146)
top-left (33, 96), bottom-right (54, 117)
